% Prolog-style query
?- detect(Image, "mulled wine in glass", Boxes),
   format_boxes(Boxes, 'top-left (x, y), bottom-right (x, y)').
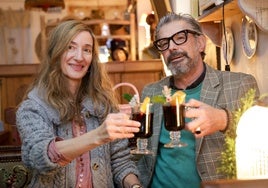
top-left (130, 103), bottom-right (154, 155)
top-left (162, 99), bottom-right (187, 148)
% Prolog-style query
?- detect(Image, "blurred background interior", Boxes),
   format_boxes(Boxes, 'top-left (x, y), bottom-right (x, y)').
top-left (0, 1), bottom-right (268, 186)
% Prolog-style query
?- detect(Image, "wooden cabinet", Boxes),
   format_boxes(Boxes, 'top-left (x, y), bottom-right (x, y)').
top-left (0, 64), bottom-right (38, 145)
top-left (0, 64), bottom-right (39, 125)
top-left (106, 60), bottom-right (164, 103)
top-left (0, 60), bottom-right (164, 145)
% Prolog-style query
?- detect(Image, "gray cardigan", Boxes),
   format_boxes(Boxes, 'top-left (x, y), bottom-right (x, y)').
top-left (16, 88), bottom-right (139, 188)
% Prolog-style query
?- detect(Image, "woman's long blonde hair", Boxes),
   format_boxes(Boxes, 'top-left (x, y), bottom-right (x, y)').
top-left (28, 19), bottom-right (118, 122)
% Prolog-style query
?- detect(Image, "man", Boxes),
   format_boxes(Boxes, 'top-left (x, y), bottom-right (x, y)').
top-left (137, 12), bottom-right (259, 188)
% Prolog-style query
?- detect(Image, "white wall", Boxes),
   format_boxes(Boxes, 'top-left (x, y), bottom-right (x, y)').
top-left (0, 0), bottom-right (67, 64)
top-left (171, 0), bottom-right (199, 18)
top-left (221, 14), bottom-right (268, 94)
top-left (171, 0), bottom-right (191, 14)
top-left (0, 0), bottom-right (23, 9)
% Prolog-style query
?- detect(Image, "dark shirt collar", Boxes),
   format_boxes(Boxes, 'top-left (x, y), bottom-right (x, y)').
top-left (169, 63), bottom-right (206, 90)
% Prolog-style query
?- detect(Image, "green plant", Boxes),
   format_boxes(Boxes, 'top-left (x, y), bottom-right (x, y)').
top-left (151, 95), bottom-right (166, 104)
top-left (218, 88), bottom-right (256, 179)
top-left (122, 93), bottom-right (133, 102)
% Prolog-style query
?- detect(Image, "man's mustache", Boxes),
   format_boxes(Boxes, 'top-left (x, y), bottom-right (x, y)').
top-left (167, 51), bottom-right (188, 63)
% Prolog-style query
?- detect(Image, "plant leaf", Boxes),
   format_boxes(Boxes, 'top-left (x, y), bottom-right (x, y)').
top-left (217, 88), bottom-right (257, 179)
top-left (122, 93), bottom-right (133, 102)
top-left (151, 95), bottom-right (166, 104)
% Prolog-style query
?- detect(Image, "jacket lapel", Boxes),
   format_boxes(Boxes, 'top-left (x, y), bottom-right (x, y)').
top-left (196, 64), bottom-right (222, 158)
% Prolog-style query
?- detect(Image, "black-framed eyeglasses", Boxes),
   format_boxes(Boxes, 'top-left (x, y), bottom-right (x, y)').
top-left (153, 29), bottom-right (201, 51)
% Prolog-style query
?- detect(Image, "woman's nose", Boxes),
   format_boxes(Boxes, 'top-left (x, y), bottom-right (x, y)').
top-left (74, 49), bottom-right (83, 60)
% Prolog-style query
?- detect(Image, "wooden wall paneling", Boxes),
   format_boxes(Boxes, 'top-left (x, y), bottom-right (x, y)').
top-left (4, 76), bottom-right (35, 145)
top-left (0, 64), bottom-right (38, 145)
top-left (105, 60), bottom-right (164, 103)
top-left (0, 79), bottom-right (1, 120)
top-left (0, 60), bottom-right (164, 145)
top-left (5, 76), bottom-right (34, 107)
top-left (0, 78), bottom-right (7, 129)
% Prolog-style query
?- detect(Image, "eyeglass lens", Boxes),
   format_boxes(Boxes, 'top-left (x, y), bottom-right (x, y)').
top-left (154, 30), bottom-right (199, 51)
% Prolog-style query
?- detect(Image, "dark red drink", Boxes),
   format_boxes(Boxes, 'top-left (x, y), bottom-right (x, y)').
top-left (163, 104), bottom-right (185, 131)
top-left (132, 112), bottom-right (154, 138)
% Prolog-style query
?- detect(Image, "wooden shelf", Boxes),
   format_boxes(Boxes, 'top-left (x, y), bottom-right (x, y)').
top-left (47, 19), bottom-right (131, 28)
top-left (45, 14), bottom-right (136, 61)
top-left (198, 0), bottom-right (242, 22)
top-left (84, 19), bottom-right (131, 25)
top-left (198, 0), bottom-right (243, 47)
top-left (84, 13), bottom-right (136, 60)
top-left (201, 179), bottom-right (268, 188)
top-left (0, 64), bottom-right (39, 76)
top-left (95, 35), bottom-right (131, 40)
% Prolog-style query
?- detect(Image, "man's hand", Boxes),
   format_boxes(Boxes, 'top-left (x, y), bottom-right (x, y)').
top-left (184, 99), bottom-right (227, 138)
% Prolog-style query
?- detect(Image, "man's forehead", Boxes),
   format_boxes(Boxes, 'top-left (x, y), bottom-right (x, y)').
top-left (158, 21), bottom-right (191, 38)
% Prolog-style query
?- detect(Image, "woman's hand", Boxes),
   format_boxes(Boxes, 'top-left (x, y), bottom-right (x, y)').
top-left (95, 112), bottom-right (141, 144)
top-left (184, 99), bottom-right (227, 138)
top-left (55, 112), bottom-right (140, 160)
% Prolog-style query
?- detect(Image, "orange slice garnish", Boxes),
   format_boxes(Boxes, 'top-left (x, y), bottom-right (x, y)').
top-left (140, 97), bottom-right (150, 113)
top-left (170, 91), bottom-right (186, 106)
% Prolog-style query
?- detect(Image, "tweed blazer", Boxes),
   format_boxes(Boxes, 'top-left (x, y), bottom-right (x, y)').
top-left (16, 88), bottom-right (139, 188)
top-left (137, 64), bottom-right (259, 187)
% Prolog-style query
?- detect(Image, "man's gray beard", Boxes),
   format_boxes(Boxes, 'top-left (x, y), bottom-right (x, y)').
top-left (167, 61), bottom-right (192, 76)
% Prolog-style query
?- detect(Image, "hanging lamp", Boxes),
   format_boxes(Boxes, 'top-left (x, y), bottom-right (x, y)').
top-left (24, 0), bottom-right (65, 12)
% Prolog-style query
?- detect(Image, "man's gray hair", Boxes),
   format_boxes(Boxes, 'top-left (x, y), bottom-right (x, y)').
top-left (154, 12), bottom-right (203, 41)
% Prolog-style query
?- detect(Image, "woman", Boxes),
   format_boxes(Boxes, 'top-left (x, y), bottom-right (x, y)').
top-left (16, 19), bottom-right (142, 188)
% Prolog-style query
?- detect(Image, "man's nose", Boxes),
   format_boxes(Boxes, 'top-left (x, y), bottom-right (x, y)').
top-left (168, 39), bottom-right (178, 50)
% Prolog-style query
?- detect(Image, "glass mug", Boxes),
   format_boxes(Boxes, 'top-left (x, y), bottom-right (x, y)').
top-left (162, 102), bottom-right (187, 148)
top-left (130, 103), bottom-right (154, 155)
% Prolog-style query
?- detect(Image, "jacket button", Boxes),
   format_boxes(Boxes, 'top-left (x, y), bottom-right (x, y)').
top-left (92, 163), bottom-right (99, 170)
top-left (85, 111), bottom-right (91, 118)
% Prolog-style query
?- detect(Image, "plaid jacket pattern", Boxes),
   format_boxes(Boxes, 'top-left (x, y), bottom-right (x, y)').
top-left (137, 64), bottom-right (259, 187)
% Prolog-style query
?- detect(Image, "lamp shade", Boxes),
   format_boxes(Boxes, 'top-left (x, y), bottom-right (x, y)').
top-left (236, 105), bottom-right (268, 179)
top-left (24, 0), bottom-right (65, 12)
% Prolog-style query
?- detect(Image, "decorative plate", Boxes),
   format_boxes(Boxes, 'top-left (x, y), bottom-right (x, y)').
top-left (238, 0), bottom-right (268, 32)
top-left (222, 27), bottom-right (235, 64)
top-left (241, 16), bottom-right (258, 59)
